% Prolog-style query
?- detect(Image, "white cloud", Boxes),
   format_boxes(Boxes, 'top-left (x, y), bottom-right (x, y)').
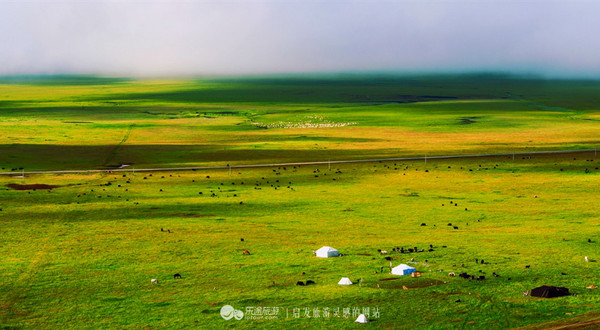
top-left (1, 0), bottom-right (599, 77)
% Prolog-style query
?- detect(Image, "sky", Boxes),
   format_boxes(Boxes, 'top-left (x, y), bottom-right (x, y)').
top-left (1, 0), bottom-right (600, 77)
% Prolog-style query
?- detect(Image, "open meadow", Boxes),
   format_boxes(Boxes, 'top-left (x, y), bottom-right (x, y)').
top-left (1, 75), bottom-right (600, 328)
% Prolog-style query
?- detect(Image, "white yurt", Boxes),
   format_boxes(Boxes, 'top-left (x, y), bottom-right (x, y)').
top-left (355, 314), bottom-right (369, 323)
top-left (338, 277), bottom-right (353, 285)
top-left (315, 246), bottom-right (339, 258)
top-left (391, 264), bottom-right (416, 276)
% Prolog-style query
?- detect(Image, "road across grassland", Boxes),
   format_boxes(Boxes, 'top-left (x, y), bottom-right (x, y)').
top-left (0, 148), bottom-right (598, 176)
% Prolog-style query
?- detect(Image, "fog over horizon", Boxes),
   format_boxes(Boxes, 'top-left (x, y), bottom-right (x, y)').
top-left (1, 0), bottom-right (600, 78)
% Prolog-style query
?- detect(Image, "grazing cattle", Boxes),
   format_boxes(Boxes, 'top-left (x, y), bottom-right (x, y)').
top-left (410, 258), bottom-right (415, 262)
top-left (588, 239), bottom-right (593, 243)
top-left (151, 279), bottom-right (158, 284)
top-left (480, 259), bottom-right (485, 264)
top-left (174, 273), bottom-right (182, 279)
top-left (453, 226), bottom-right (459, 230)
top-left (296, 281), bottom-right (305, 286)
top-left (421, 223), bottom-right (426, 226)
top-left (448, 272), bottom-right (456, 277)
top-left (448, 223), bottom-right (452, 226)
top-left (384, 256), bottom-right (392, 261)
top-left (380, 250), bottom-right (387, 255)
top-left (243, 250), bottom-right (251, 255)
top-left (525, 265), bottom-right (530, 269)
top-left (585, 256), bottom-right (589, 262)
top-left (523, 291), bottom-right (529, 296)
top-left (305, 280), bottom-right (315, 285)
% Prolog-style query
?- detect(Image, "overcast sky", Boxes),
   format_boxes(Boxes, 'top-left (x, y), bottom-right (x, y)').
top-left (1, 0), bottom-right (599, 77)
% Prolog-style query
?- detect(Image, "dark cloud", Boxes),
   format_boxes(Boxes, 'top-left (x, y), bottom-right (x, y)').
top-left (1, 0), bottom-right (599, 77)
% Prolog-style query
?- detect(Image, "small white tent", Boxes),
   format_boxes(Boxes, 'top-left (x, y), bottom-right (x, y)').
top-left (338, 277), bottom-right (353, 285)
top-left (316, 246), bottom-right (339, 258)
top-left (355, 314), bottom-right (369, 323)
top-left (391, 264), bottom-right (416, 276)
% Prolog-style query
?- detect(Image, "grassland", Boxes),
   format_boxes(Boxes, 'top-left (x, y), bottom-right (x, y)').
top-left (1, 74), bottom-right (600, 329)
top-left (1, 74), bottom-right (600, 171)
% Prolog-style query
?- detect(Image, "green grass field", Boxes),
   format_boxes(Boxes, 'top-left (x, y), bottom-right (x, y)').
top-left (1, 74), bottom-right (600, 329)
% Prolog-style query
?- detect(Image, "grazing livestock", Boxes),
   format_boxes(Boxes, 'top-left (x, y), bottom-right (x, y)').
top-left (525, 265), bottom-right (530, 269)
top-left (174, 273), bottom-right (182, 279)
top-left (240, 238), bottom-right (244, 242)
top-left (305, 280), bottom-right (315, 285)
top-left (448, 272), bottom-right (456, 277)
top-left (585, 256), bottom-right (589, 262)
top-left (296, 281), bottom-right (305, 286)
top-left (380, 250), bottom-right (387, 255)
top-left (151, 279), bottom-right (158, 284)
top-left (243, 250), bottom-right (251, 255)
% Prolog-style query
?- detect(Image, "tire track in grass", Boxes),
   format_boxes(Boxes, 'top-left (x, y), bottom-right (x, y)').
top-left (0, 180), bottom-right (100, 326)
top-left (102, 124), bottom-right (134, 167)
top-left (0, 214), bottom-right (66, 325)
